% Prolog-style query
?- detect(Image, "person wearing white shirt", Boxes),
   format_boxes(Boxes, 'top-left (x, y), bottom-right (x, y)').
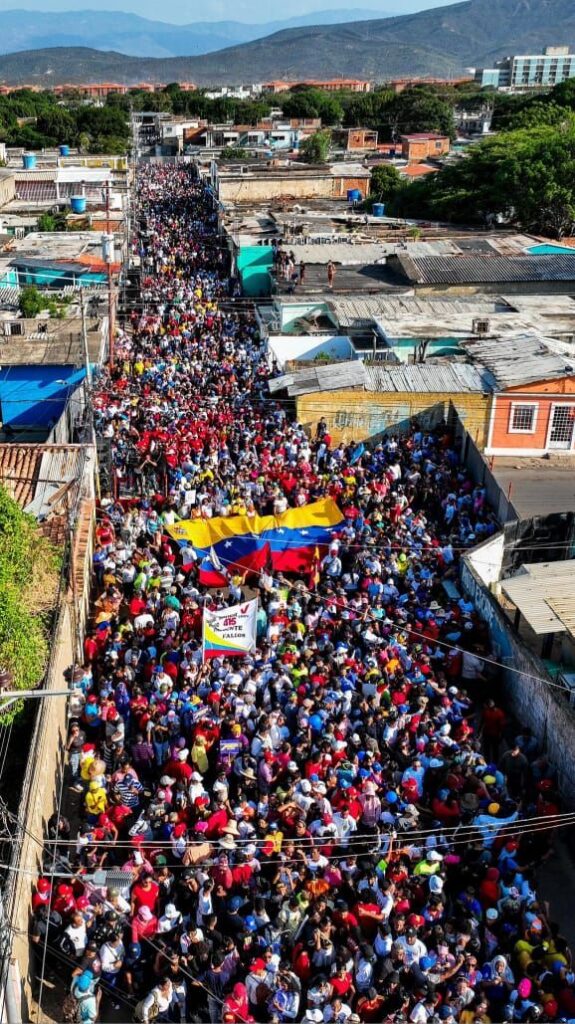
top-left (397, 929), bottom-right (427, 966)
top-left (333, 808), bottom-right (357, 847)
top-left (65, 913), bottom-right (87, 956)
top-left (137, 978), bottom-right (174, 1023)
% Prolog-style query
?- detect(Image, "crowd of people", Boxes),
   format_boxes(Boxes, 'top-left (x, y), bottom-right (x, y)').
top-left (30, 164), bottom-right (574, 1024)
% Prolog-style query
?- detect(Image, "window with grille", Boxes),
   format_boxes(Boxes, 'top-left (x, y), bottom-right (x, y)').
top-left (509, 403), bottom-right (537, 433)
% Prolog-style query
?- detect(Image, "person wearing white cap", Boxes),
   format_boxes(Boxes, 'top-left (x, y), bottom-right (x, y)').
top-left (157, 903), bottom-right (182, 934)
top-left (188, 771), bottom-right (205, 804)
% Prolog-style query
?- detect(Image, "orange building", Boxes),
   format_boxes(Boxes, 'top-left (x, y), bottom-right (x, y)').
top-left (389, 76), bottom-right (473, 93)
top-left (466, 336), bottom-right (575, 457)
top-left (346, 128), bottom-right (378, 151)
top-left (263, 79), bottom-right (371, 93)
top-left (401, 133), bottom-right (450, 161)
top-left (399, 163), bottom-right (440, 179)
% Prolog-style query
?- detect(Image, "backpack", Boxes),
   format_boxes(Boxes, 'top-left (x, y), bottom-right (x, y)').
top-left (133, 992), bottom-right (160, 1022)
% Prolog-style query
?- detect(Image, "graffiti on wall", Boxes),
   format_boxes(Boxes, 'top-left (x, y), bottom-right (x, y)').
top-left (333, 403), bottom-right (444, 437)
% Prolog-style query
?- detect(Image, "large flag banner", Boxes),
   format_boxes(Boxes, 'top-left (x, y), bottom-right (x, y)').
top-left (202, 599), bottom-right (258, 661)
top-left (168, 497), bottom-right (343, 580)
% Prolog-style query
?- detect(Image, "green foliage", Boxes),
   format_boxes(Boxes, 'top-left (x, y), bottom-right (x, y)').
top-left (370, 163), bottom-right (403, 203)
top-left (112, 88), bottom-right (275, 127)
top-left (279, 87), bottom-right (343, 124)
top-left (36, 107), bottom-right (76, 144)
top-left (343, 85), bottom-right (455, 140)
top-left (402, 123), bottom-right (575, 238)
top-left (75, 104), bottom-right (129, 139)
top-left (220, 147), bottom-right (249, 160)
top-left (0, 88), bottom-right (130, 152)
top-left (37, 211), bottom-right (66, 232)
top-left (88, 134), bottom-right (128, 155)
top-left (18, 284), bottom-right (44, 318)
top-left (299, 129), bottom-right (332, 164)
top-left (0, 488), bottom-right (57, 724)
top-left (19, 284), bottom-right (68, 317)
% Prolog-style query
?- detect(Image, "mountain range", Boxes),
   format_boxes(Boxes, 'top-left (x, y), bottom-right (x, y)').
top-left (0, 9), bottom-right (396, 58)
top-left (0, 0), bottom-right (573, 85)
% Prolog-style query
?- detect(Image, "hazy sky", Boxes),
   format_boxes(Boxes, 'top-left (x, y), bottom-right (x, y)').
top-left (0, 0), bottom-right (457, 23)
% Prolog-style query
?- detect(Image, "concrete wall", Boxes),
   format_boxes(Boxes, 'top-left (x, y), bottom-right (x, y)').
top-left (277, 302), bottom-right (331, 333)
top-left (236, 246), bottom-right (274, 297)
top-left (268, 334), bottom-right (355, 370)
top-left (219, 174), bottom-right (336, 203)
top-left (6, 599), bottom-right (75, 1023)
top-left (461, 554), bottom-right (575, 803)
top-left (219, 173), bottom-right (370, 203)
top-left (466, 532), bottom-right (505, 587)
top-left (296, 388), bottom-right (490, 446)
top-left (0, 174), bottom-right (15, 208)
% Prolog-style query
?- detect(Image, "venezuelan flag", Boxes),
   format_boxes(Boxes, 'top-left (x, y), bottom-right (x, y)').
top-left (167, 498), bottom-right (343, 581)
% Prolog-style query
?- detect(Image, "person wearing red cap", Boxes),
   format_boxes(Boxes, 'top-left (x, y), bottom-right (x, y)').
top-left (32, 878), bottom-right (52, 912)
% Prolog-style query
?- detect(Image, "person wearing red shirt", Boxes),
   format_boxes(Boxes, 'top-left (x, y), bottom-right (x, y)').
top-left (357, 990), bottom-right (386, 1023)
top-left (482, 699), bottom-right (506, 761)
top-left (163, 750), bottom-right (193, 784)
top-left (131, 874), bottom-right (159, 916)
top-left (353, 897), bottom-right (383, 940)
top-left (329, 963), bottom-right (355, 998)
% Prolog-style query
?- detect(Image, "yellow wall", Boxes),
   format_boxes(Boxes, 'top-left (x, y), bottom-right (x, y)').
top-left (296, 388), bottom-right (491, 446)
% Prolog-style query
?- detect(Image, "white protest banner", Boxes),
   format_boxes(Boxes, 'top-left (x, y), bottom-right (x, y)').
top-left (202, 599), bottom-right (258, 661)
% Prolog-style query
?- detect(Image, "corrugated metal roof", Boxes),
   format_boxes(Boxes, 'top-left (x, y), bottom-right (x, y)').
top-left (0, 444), bottom-right (41, 505)
top-left (268, 360), bottom-right (366, 396)
top-left (0, 443), bottom-right (85, 543)
top-left (396, 254), bottom-right (575, 285)
top-left (329, 295), bottom-right (497, 329)
top-left (502, 560), bottom-right (575, 635)
top-left (548, 597), bottom-right (575, 639)
top-left (26, 445), bottom-right (84, 520)
top-left (364, 362), bottom-right (493, 394)
top-left (463, 333), bottom-right (573, 388)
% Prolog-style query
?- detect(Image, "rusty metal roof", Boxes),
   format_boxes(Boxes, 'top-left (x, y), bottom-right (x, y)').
top-left (268, 360), bottom-right (366, 396)
top-left (501, 559), bottom-right (575, 635)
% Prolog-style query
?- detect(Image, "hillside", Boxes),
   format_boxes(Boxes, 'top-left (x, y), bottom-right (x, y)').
top-left (0, 9), bottom-right (394, 59)
top-left (0, 0), bottom-right (574, 85)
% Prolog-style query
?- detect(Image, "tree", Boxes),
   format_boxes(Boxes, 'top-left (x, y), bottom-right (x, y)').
top-left (280, 88), bottom-right (343, 125)
top-left (403, 123), bottom-right (575, 238)
top-left (19, 285), bottom-right (44, 318)
top-left (299, 129), bottom-right (331, 164)
top-left (387, 87), bottom-right (456, 141)
top-left (370, 163), bottom-right (403, 203)
top-left (0, 487), bottom-right (58, 724)
top-left (88, 135), bottom-right (128, 155)
top-left (36, 107), bottom-right (76, 144)
top-left (37, 213), bottom-right (58, 232)
top-left (220, 147), bottom-right (249, 161)
top-left (75, 105), bottom-right (129, 140)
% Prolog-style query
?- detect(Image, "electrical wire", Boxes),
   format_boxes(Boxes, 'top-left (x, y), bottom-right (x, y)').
top-left (174, 542), bottom-right (572, 694)
top-left (35, 809), bottom-right (575, 852)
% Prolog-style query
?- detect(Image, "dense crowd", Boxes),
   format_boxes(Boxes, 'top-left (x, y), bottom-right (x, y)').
top-left (31, 165), bottom-right (573, 1024)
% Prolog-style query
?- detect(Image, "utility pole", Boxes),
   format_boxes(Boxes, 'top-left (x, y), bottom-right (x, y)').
top-left (105, 181), bottom-right (115, 370)
top-left (79, 289), bottom-right (92, 390)
top-left (80, 289), bottom-right (101, 500)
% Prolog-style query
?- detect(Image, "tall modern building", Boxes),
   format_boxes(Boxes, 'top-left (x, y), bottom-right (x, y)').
top-left (475, 46), bottom-right (575, 90)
